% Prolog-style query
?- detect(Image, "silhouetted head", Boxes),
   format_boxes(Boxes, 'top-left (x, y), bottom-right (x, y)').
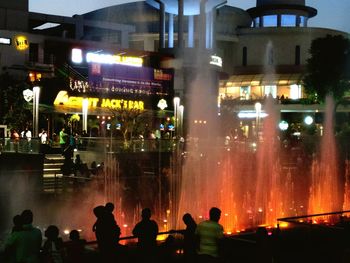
top-left (93, 205), bottom-right (106, 218)
top-left (45, 225), bottom-right (60, 240)
top-left (182, 213), bottom-right (196, 227)
top-left (105, 202), bottom-right (114, 213)
top-left (13, 214), bottom-right (22, 227)
top-left (21, 209), bottom-right (33, 224)
top-left (69, 229), bottom-right (80, 241)
top-left (141, 208), bottom-right (151, 220)
top-left (209, 207), bottom-right (221, 222)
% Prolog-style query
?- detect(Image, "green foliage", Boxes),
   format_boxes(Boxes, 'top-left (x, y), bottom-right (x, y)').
top-left (303, 34), bottom-right (350, 103)
top-left (109, 107), bottom-right (152, 148)
top-left (0, 71), bottom-right (32, 130)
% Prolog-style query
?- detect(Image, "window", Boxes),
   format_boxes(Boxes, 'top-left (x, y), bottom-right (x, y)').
top-left (263, 15), bottom-right (278, 27)
top-left (290, 84), bottom-right (301, 99)
top-left (240, 86), bottom-right (251, 100)
top-left (264, 85), bottom-right (277, 98)
top-left (254, 17), bottom-right (260, 28)
top-left (295, 45), bottom-right (301, 65)
top-left (296, 16), bottom-right (307, 27)
top-left (29, 43), bottom-right (39, 63)
top-left (281, 15), bottom-right (296, 27)
top-left (242, 47), bottom-right (247, 66)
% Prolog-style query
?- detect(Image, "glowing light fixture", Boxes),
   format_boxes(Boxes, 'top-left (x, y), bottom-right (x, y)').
top-left (72, 48), bottom-right (83, 63)
top-left (279, 120), bottom-right (289, 131)
top-left (304, 116), bottom-right (314, 125)
top-left (157, 99), bottom-right (168, 110)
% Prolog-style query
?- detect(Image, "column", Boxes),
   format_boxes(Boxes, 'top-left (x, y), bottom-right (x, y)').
top-left (159, 1), bottom-right (165, 49)
top-left (206, 10), bottom-right (212, 49)
top-left (178, 0), bottom-right (184, 48)
top-left (168, 13), bottom-right (174, 48)
top-left (188, 15), bottom-right (194, 48)
top-left (211, 9), bottom-right (216, 49)
top-left (199, 0), bottom-right (207, 50)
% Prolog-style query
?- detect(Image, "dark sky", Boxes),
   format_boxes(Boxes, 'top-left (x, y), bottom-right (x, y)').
top-left (29, 0), bottom-right (350, 34)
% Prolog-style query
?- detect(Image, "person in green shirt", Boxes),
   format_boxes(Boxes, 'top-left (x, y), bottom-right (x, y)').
top-left (5, 210), bottom-right (42, 263)
top-left (59, 127), bottom-right (68, 152)
top-left (195, 207), bottom-right (224, 263)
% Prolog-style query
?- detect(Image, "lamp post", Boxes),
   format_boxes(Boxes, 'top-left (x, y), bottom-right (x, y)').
top-left (33, 86), bottom-right (40, 137)
top-left (173, 97), bottom-right (180, 137)
top-left (255, 102), bottom-right (262, 139)
top-left (178, 105), bottom-right (184, 137)
top-left (82, 98), bottom-right (89, 133)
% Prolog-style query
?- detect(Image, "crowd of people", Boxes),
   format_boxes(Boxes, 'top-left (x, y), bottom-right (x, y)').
top-left (1, 205), bottom-right (226, 263)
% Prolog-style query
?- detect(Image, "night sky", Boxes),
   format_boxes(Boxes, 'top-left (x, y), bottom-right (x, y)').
top-left (29, 0), bottom-right (350, 34)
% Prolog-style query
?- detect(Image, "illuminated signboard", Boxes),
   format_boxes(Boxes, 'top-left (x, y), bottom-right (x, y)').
top-left (86, 52), bottom-right (143, 67)
top-left (15, 36), bottom-right (29, 50)
top-left (210, 55), bottom-right (223, 67)
top-left (54, 91), bottom-right (145, 111)
top-left (0, 37), bottom-right (11, 45)
top-left (88, 64), bottom-right (173, 97)
top-left (71, 48), bottom-right (143, 67)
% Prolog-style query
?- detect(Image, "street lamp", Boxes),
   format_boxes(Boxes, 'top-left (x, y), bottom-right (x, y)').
top-left (255, 102), bottom-right (262, 138)
top-left (82, 98), bottom-right (89, 132)
top-left (33, 86), bottom-right (40, 137)
top-left (173, 97), bottom-right (180, 137)
top-left (178, 105), bottom-right (184, 137)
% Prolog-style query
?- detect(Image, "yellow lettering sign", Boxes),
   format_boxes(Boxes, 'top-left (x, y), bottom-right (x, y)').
top-left (15, 36), bottom-right (29, 51)
top-left (54, 91), bottom-right (144, 111)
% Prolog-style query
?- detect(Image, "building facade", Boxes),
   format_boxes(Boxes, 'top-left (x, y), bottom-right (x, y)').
top-left (0, 0), bottom-right (349, 139)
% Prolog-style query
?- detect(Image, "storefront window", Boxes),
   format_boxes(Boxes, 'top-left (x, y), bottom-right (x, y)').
top-left (290, 84), bottom-right (301, 99)
top-left (263, 15), bottom-right (278, 27)
top-left (240, 86), bottom-right (251, 100)
top-left (281, 15), bottom-right (296, 27)
top-left (254, 17), bottom-right (260, 28)
top-left (264, 85), bottom-right (277, 98)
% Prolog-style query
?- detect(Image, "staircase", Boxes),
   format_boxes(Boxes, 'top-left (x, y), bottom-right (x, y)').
top-left (43, 153), bottom-right (92, 193)
top-left (43, 154), bottom-right (64, 193)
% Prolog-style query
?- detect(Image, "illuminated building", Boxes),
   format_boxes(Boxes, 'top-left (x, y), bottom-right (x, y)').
top-left (0, 0), bottom-right (348, 137)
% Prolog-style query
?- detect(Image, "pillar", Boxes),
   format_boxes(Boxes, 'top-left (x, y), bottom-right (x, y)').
top-left (158, 1), bottom-right (165, 49)
top-left (188, 15), bottom-right (194, 48)
top-left (168, 13), bottom-right (174, 48)
top-left (178, 0), bottom-right (184, 48)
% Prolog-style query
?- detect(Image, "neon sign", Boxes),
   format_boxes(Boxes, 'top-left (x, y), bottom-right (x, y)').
top-left (15, 36), bottom-right (29, 50)
top-left (54, 91), bottom-right (144, 111)
top-left (71, 48), bottom-right (144, 67)
top-left (210, 55), bottom-right (222, 67)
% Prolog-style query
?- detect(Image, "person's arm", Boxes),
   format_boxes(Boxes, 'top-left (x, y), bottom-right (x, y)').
top-left (4, 232), bottom-right (18, 249)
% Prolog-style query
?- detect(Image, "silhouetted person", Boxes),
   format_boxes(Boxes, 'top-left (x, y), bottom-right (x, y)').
top-left (65, 229), bottom-right (86, 263)
top-left (4, 214), bottom-right (24, 262)
top-left (12, 214), bottom-right (23, 233)
top-left (42, 225), bottom-right (65, 263)
top-left (92, 205), bottom-right (120, 261)
top-left (61, 144), bottom-right (74, 176)
top-left (181, 213), bottom-right (197, 263)
top-left (195, 207), bottom-right (224, 263)
top-left (132, 208), bottom-right (159, 263)
top-left (159, 235), bottom-right (177, 263)
top-left (5, 210), bottom-right (42, 263)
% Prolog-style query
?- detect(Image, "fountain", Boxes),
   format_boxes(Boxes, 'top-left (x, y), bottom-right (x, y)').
top-left (308, 96), bottom-right (342, 219)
